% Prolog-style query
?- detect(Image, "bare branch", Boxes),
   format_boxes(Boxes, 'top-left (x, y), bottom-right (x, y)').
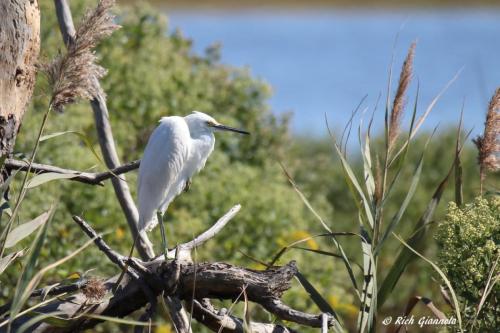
top-left (164, 296), bottom-right (193, 333)
top-left (4, 158), bottom-right (140, 186)
top-left (72, 216), bottom-right (127, 268)
top-left (6, 218), bottom-right (332, 332)
top-left (180, 205), bottom-right (241, 251)
top-left (53, 0), bottom-right (154, 260)
top-left (189, 299), bottom-right (298, 333)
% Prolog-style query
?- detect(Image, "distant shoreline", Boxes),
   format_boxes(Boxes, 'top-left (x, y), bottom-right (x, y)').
top-left (126, 0), bottom-right (500, 10)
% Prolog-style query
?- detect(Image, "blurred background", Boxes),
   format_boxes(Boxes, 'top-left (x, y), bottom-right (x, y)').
top-left (2, 0), bottom-right (499, 332)
top-left (157, 0), bottom-right (500, 138)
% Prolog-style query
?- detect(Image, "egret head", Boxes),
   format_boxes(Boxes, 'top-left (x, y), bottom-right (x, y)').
top-left (185, 111), bottom-right (250, 136)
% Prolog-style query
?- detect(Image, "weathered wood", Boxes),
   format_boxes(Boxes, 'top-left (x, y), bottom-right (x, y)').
top-left (189, 299), bottom-right (298, 333)
top-left (4, 158), bottom-right (140, 186)
top-left (6, 260), bottom-right (304, 332)
top-left (0, 0), bottom-right (40, 157)
top-left (53, 0), bottom-right (156, 261)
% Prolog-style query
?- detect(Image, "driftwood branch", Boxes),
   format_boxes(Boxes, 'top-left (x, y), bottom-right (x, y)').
top-left (5, 213), bottom-right (335, 332)
top-left (189, 299), bottom-right (298, 333)
top-left (53, 0), bottom-right (155, 261)
top-left (4, 158), bottom-right (140, 186)
top-left (181, 205), bottom-right (241, 251)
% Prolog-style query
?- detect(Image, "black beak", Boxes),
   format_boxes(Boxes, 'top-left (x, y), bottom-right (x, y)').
top-left (213, 124), bottom-right (250, 135)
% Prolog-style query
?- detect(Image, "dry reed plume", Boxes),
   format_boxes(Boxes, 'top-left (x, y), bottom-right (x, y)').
top-left (473, 87), bottom-right (500, 192)
top-left (44, 0), bottom-right (119, 112)
top-left (388, 42), bottom-right (416, 151)
top-left (82, 277), bottom-right (107, 302)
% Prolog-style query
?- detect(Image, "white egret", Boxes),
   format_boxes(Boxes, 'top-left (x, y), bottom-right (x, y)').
top-left (137, 111), bottom-right (249, 257)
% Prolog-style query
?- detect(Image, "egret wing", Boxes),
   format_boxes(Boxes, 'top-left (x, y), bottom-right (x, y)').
top-left (137, 117), bottom-right (190, 232)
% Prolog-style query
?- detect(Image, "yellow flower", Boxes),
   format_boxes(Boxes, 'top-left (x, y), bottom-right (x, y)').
top-left (288, 230), bottom-right (319, 250)
top-left (248, 262), bottom-right (267, 270)
top-left (328, 295), bottom-right (358, 319)
top-left (115, 227), bottom-right (125, 240)
top-left (155, 324), bottom-right (173, 333)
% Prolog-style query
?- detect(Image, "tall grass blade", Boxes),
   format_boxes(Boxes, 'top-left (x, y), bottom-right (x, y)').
top-left (279, 164), bottom-right (360, 295)
top-left (295, 271), bottom-right (344, 333)
top-left (292, 246), bottom-right (362, 270)
top-left (333, 143), bottom-right (375, 229)
top-left (360, 124), bottom-right (375, 201)
top-left (6, 237), bottom-right (96, 329)
top-left (375, 150), bottom-right (424, 254)
top-left (242, 287), bottom-right (251, 333)
top-left (39, 131), bottom-right (107, 172)
top-left (16, 311), bottom-right (66, 333)
top-left (377, 166), bottom-right (451, 309)
top-left (357, 225), bottom-right (376, 333)
top-left (470, 255), bottom-right (499, 330)
top-left (392, 233), bottom-right (463, 332)
top-left (454, 107), bottom-right (464, 206)
top-left (8, 210), bottom-right (51, 331)
top-left (391, 69), bottom-right (462, 162)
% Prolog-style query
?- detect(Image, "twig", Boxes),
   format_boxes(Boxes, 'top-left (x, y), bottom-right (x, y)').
top-left (260, 299), bottom-right (334, 328)
top-left (322, 313), bottom-right (328, 333)
top-left (72, 216), bottom-right (130, 271)
top-left (164, 296), bottom-right (192, 333)
top-left (189, 299), bottom-right (298, 333)
top-left (180, 205), bottom-right (241, 251)
top-left (4, 158), bottom-right (140, 186)
top-left (53, 0), bottom-right (155, 260)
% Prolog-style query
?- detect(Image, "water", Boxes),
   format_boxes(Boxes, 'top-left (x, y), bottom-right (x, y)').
top-left (166, 9), bottom-right (500, 138)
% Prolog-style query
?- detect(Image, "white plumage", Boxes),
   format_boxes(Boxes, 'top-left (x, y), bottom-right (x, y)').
top-left (137, 111), bottom-right (249, 235)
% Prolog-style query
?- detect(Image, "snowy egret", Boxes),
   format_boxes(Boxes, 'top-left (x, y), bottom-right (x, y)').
top-left (137, 111), bottom-right (249, 257)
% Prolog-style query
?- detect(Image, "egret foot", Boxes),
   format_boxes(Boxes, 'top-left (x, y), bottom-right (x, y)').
top-left (157, 211), bottom-right (168, 261)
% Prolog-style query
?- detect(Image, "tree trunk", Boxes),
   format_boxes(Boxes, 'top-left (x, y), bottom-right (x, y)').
top-left (0, 0), bottom-right (40, 158)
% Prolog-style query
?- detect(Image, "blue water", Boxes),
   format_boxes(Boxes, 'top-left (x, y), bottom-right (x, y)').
top-left (166, 9), bottom-right (500, 138)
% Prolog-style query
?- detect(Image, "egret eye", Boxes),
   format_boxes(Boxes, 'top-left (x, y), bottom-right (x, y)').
top-left (206, 121), bottom-right (216, 127)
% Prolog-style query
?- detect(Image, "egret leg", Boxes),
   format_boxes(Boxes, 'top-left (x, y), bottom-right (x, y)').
top-left (157, 211), bottom-right (168, 260)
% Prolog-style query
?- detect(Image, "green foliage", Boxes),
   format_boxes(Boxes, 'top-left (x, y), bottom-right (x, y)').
top-left (4, 2), bottom-right (335, 331)
top-left (1, 1), bottom-right (497, 332)
top-left (435, 196), bottom-right (500, 331)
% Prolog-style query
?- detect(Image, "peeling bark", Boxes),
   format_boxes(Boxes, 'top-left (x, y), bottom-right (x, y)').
top-left (0, 0), bottom-right (40, 158)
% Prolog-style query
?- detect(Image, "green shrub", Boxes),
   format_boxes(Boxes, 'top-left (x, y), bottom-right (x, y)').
top-left (435, 196), bottom-right (500, 331)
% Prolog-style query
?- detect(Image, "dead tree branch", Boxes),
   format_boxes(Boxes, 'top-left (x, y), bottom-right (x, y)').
top-left (189, 299), bottom-right (298, 333)
top-left (5, 212), bottom-right (334, 332)
top-left (53, 0), bottom-right (154, 261)
top-left (4, 158), bottom-right (140, 186)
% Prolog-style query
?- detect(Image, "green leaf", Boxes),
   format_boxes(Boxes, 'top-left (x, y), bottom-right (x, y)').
top-left (39, 131), bottom-right (75, 141)
top-left (333, 143), bottom-right (375, 229)
top-left (295, 271), bottom-right (344, 333)
top-left (0, 250), bottom-right (24, 275)
top-left (358, 225), bottom-right (377, 333)
top-left (9, 210), bottom-right (51, 328)
top-left (25, 173), bottom-right (78, 189)
top-left (374, 151), bottom-right (424, 254)
top-left (39, 131), bottom-right (104, 167)
top-left (4, 212), bottom-right (50, 248)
